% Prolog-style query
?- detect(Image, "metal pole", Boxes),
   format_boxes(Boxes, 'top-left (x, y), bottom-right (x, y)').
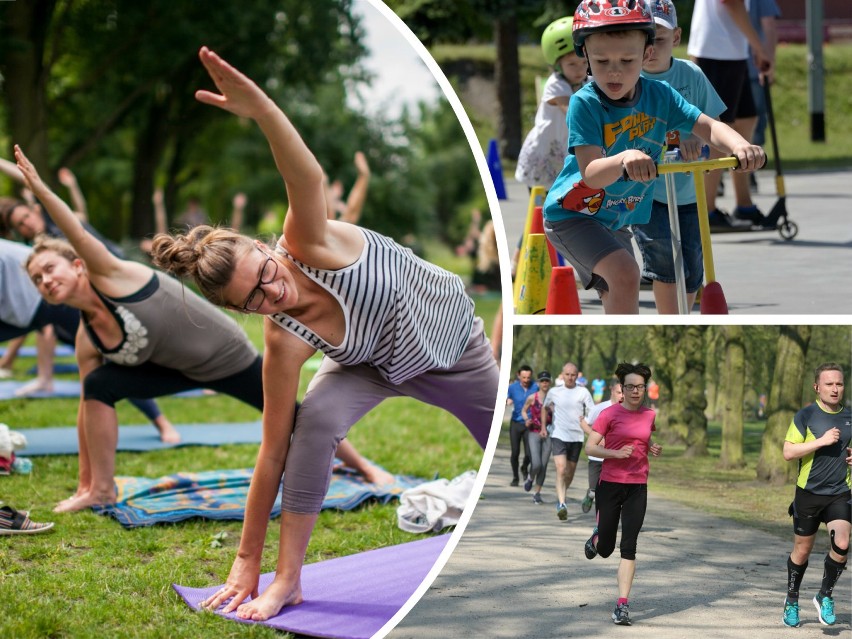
top-left (664, 171), bottom-right (688, 314)
top-left (806, 0), bottom-right (826, 142)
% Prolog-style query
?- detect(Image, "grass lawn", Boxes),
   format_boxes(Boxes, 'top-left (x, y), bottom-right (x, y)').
top-left (432, 42), bottom-right (852, 171)
top-left (0, 296), bottom-right (497, 639)
top-left (647, 420), bottom-right (796, 543)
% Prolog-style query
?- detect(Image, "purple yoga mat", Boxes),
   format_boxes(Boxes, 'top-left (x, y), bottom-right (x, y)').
top-left (173, 534), bottom-right (448, 639)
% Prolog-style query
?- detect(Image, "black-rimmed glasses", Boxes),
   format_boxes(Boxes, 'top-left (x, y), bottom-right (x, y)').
top-left (241, 247), bottom-right (278, 312)
top-left (624, 384), bottom-right (646, 392)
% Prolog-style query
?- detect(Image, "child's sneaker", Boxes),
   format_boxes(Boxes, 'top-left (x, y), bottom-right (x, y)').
top-left (814, 595), bottom-right (836, 626)
top-left (732, 204), bottom-right (765, 225)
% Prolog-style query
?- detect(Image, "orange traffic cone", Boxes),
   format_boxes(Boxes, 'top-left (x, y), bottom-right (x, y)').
top-left (545, 266), bottom-right (582, 315)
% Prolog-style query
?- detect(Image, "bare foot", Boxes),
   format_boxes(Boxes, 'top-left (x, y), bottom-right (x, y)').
top-left (53, 490), bottom-right (116, 513)
top-left (56, 486), bottom-right (87, 507)
top-left (156, 423), bottom-right (182, 444)
top-left (235, 577), bottom-right (303, 621)
top-left (362, 465), bottom-right (395, 486)
top-left (14, 378), bottom-right (54, 397)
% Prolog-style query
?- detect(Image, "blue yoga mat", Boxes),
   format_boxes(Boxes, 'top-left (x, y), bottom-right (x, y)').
top-left (0, 379), bottom-right (208, 400)
top-left (17, 422), bottom-right (263, 456)
top-left (0, 344), bottom-right (75, 358)
top-left (94, 465), bottom-right (426, 527)
top-left (26, 362), bottom-right (79, 375)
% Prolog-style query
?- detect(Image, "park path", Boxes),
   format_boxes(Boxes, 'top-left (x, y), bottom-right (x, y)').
top-left (388, 437), bottom-right (851, 638)
top-left (498, 168), bottom-right (852, 314)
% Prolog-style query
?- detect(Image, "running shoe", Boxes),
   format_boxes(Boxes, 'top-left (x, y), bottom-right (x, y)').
top-left (510, 478), bottom-right (519, 487)
top-left (524, 475), bottom-right (533, 492)
top-left (782, 600), bottom-right (801, 628)
top-left (581, 491), bottom-right (594, 514)
top-left (557, 503), bottom-right (567, 521)
top-left (612, 602), bottom-right (631, 626)
top-left (533, 493), bottom-right (543, 505)
top-left (584, 528), bottom-right (598, 559)
top-left (814, 595), bottom-right (836, 626)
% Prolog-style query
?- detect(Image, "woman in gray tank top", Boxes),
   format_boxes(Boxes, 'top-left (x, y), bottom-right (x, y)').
top-left (149, 48), bottom-right (500, 622)
top-left (12, 148), bottom-right (393, 517)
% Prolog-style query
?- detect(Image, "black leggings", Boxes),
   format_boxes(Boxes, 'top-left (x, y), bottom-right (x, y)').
top-left (0, 301), bottom-right (80, 343)
top-left (595, 480), bottom-right (648, 560)
top-left (509, 420), bottom-right (530, 481)
top-left (83, 356), bottom-right (264, 411)
top-left (1, 302), bottom-right (164, 421)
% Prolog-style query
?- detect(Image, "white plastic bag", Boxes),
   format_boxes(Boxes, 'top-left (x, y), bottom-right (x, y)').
top-left (0, 423), bottom-right (27, 461)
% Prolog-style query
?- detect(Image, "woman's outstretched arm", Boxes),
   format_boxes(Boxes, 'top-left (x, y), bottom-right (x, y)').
top-left (15, 146), bottom-right (149, 295)
top-left (15, 146), bottom-right (119, 277)
top-left (194, 47), bottom-right (327, 248)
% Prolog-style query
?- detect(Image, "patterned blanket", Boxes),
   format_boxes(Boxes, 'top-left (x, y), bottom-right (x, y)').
top-left (93, 465), bottom-right (425, 528)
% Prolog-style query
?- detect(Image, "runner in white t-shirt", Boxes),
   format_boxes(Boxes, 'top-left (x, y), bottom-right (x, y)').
top-left (582, 382), bottom-right (624, 513)
top-left (543, 362), bottom-right (594, 521)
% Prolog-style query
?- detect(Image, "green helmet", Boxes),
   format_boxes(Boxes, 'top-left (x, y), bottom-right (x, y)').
top-left (541, 16), bottom-right (574, 67)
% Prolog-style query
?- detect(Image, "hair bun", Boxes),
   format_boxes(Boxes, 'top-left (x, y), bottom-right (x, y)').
top-left (150, 232), bottom-right (194, 279)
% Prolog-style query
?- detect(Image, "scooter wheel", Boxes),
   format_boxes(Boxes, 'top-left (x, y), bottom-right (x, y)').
top-left (779, 220), bottom-right (798, 241)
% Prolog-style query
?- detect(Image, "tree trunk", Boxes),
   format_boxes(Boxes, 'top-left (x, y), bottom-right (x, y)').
top-left (646, 326), bottom-right (677, 442)
top-left (720, 325), bottom-right (746, 469)
top-left (704, 328), bottom-right (723, 420)
top-left (756, 325), bottom-right (812, 483)
top-left (494, 14), bottom-right (521, 161)
top-left (129, 98), bottom-right (171, 238)
top-left (2, 0), bottom-right (55, 185)
top-left (671, 326), bottom-right (708, 456)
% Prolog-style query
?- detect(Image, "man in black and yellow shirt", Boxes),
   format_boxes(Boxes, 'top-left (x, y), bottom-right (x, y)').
top-left (781, 363), bottom-right (851, 628)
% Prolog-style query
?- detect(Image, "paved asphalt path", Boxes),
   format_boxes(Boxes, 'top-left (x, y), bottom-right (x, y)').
top-left (498, 168), bottom-right (852, 315)
top-left (389, 427), bottom-right (852, 638)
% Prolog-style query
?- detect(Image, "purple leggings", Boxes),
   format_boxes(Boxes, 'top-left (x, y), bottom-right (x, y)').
top-left (282, 318), bottom-right (499, 513)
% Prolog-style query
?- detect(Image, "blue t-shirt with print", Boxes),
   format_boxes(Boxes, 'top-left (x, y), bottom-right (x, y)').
top-left (543, 77), bottom-right (701, 230)
top-left (641, 58), bottom-right (725, 205)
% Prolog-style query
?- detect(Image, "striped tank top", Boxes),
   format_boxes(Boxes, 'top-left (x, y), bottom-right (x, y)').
top-left (268, 227), bottom-right (475, 385)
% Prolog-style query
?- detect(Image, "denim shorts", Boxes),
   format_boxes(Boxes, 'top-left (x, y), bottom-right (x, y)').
top-left (632, 200), bottom-right (704, 293)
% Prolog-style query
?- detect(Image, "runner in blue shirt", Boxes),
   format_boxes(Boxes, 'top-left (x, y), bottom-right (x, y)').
top-left (507, 365), bottom-right (538, 487)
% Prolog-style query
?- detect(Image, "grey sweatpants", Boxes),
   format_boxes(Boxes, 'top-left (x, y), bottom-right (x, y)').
top-left (528, 432), bottom-right (552, 488)
top-left (281, 318), bottom-right (499, 513)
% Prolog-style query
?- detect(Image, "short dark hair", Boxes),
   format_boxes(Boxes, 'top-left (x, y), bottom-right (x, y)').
top-left (614, 361), bottom-right (651, 385)
top-left (814, 363), bottom-right (844, 384)
top-left (517, 365), bottom-right (533, 374)
top-left (0, 197), bottom-right (26, 232)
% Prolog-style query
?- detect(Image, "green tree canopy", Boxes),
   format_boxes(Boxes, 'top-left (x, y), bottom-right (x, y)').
top-left (0, 0), bottom-right (487, 249)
